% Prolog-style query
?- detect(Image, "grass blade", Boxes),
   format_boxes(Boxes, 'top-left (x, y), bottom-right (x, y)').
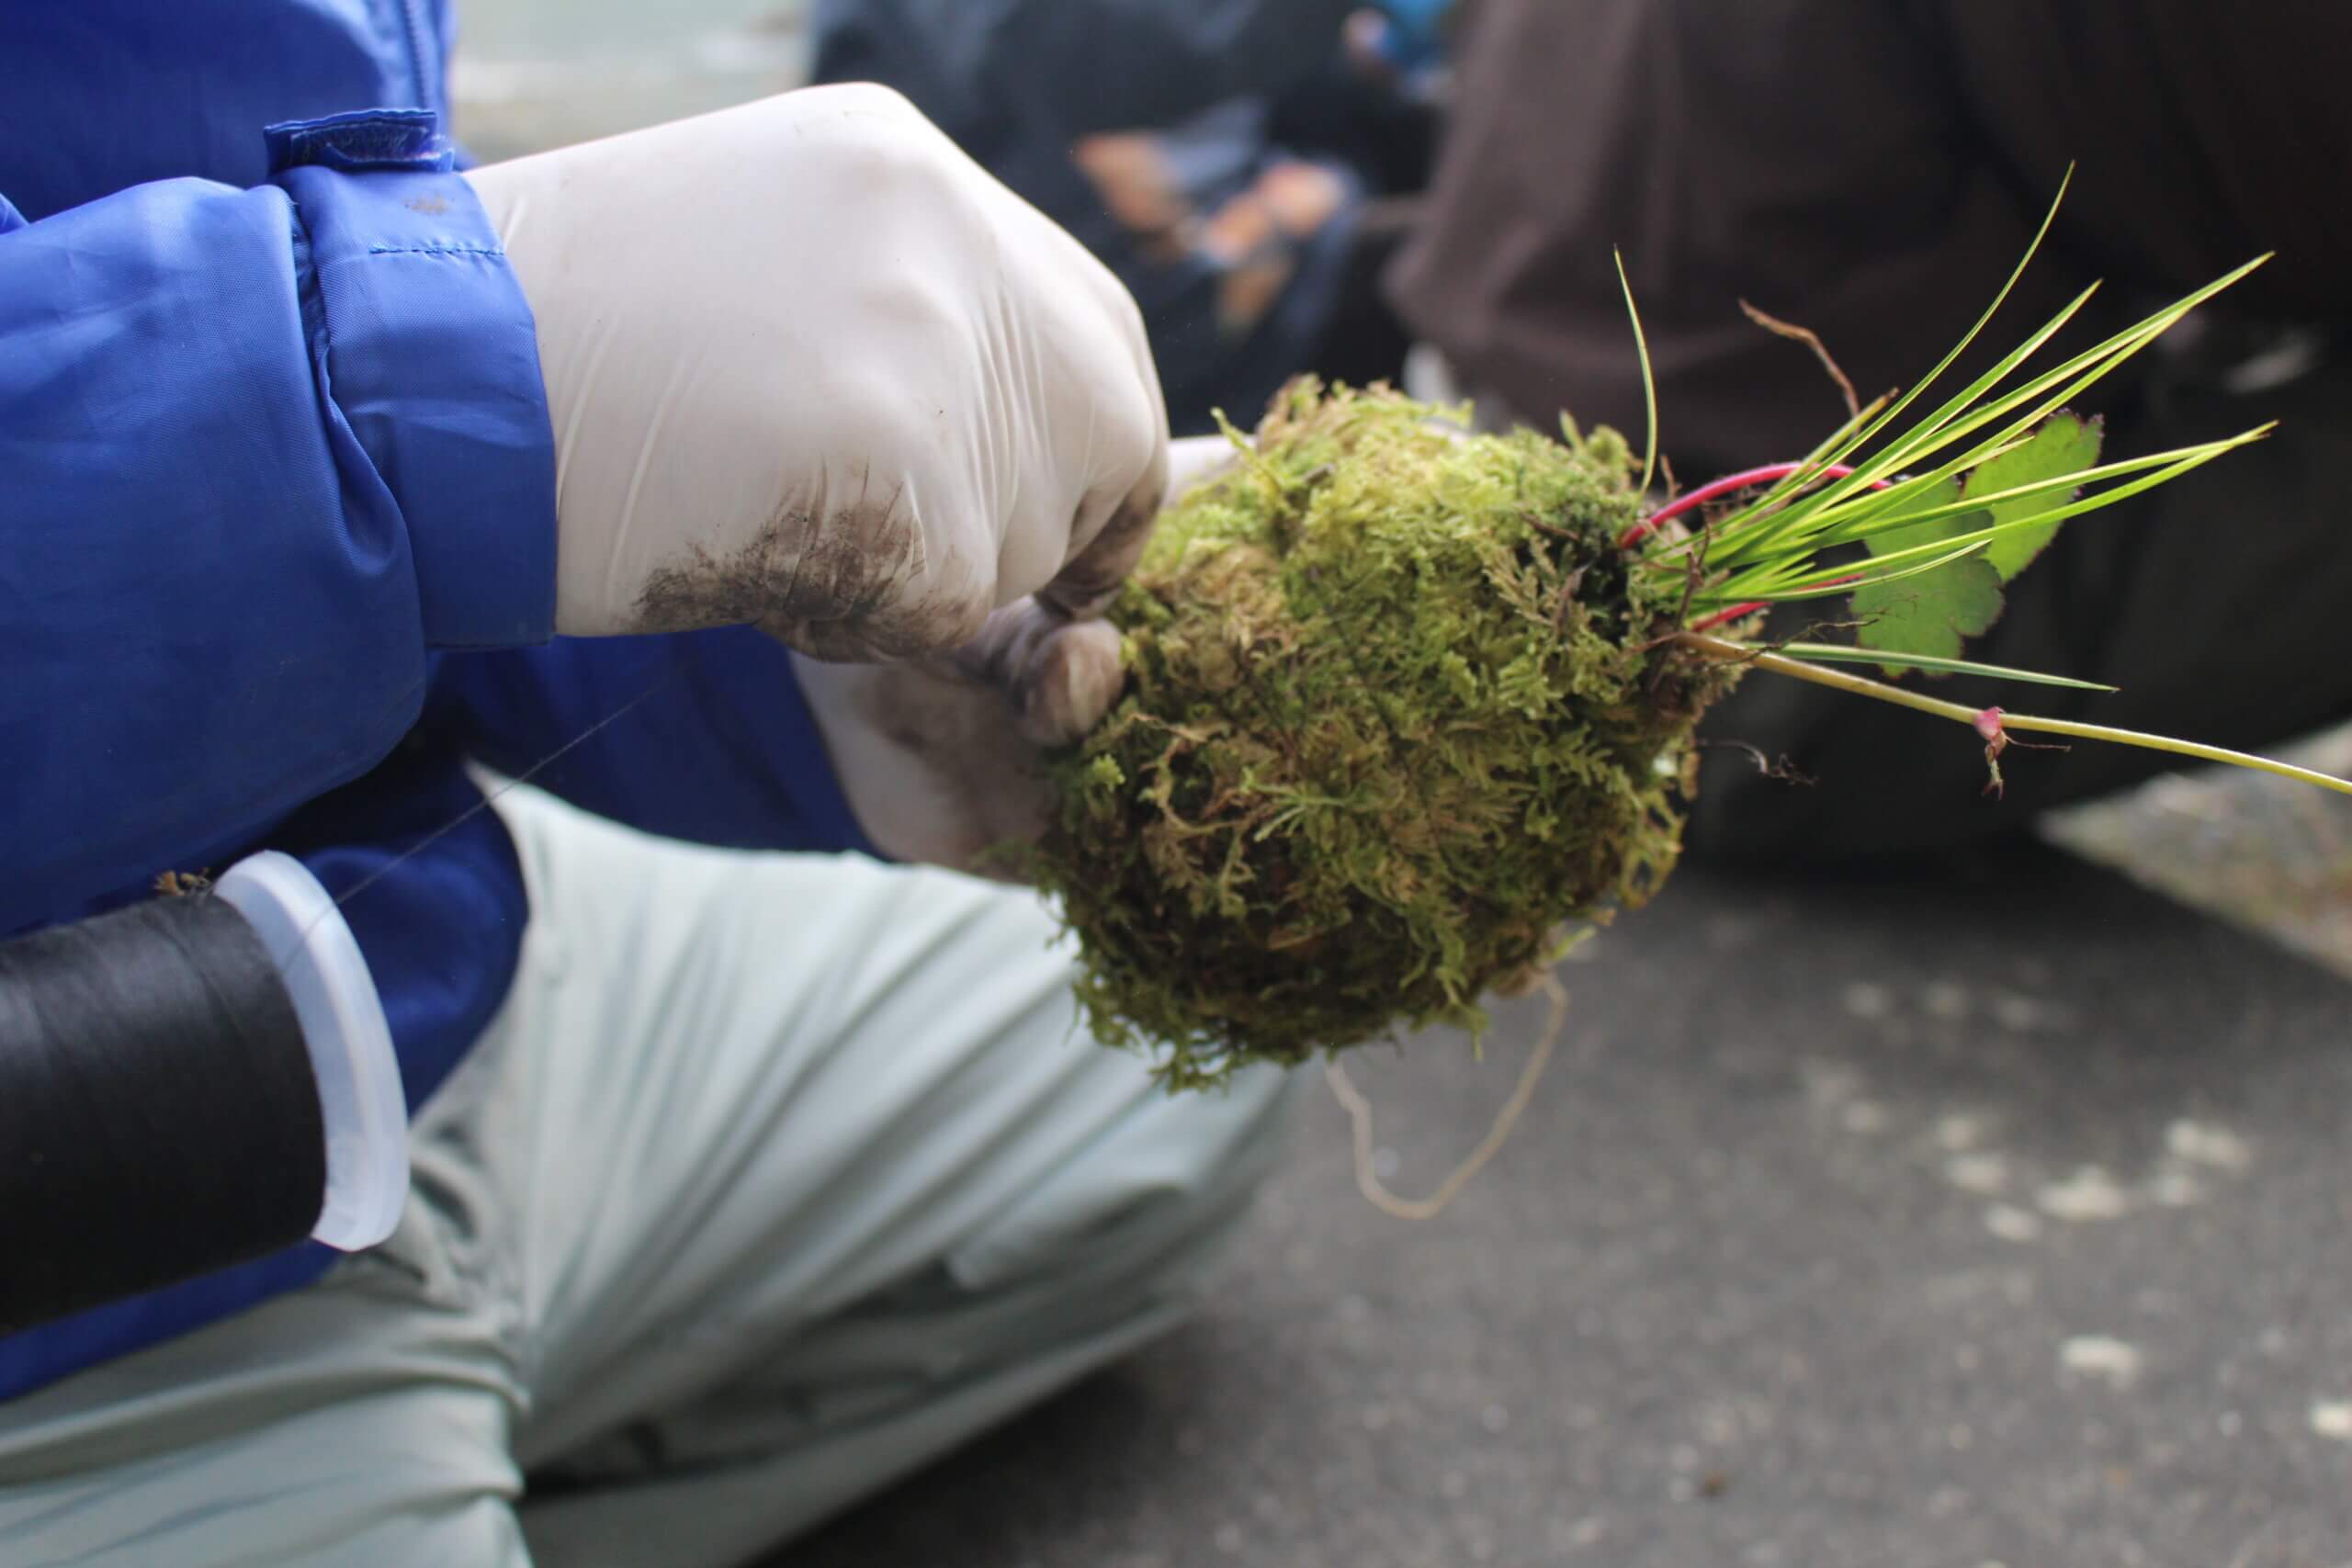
top-left (1689, 167), bottom-right (2079, 556)
top-left (1616, 249), bottom-right (1659, 498)
top-left (1710, 538), bottom-right (1995, 605)
top-left (1802, 434), bottom-right (2264, 552)
top-left (1695, 283), bottom-right (2104, 570)
top-left (1736, 256), bottom-right (2269, 568)
top-left (1733, 431), bottom-right (2260, 596)
top-left (1751, 642), bottom-right (2117, 690)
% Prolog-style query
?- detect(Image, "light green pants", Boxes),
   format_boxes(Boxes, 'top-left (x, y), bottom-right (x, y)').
top-left (0, 787), bottom-right (1297, 1568)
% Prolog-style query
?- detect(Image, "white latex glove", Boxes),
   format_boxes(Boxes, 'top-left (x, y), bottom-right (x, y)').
top-left (462, 85), bottom-right (1169, 652)
top-left (795, 435), bottom-right (1240, 873)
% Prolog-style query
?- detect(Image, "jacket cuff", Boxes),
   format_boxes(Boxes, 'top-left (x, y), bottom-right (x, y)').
top-left (267, 111), bottom-right (557, 649)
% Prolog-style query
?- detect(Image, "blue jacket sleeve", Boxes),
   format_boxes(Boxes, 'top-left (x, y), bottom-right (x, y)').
top-left (0, 110), bottom-right (557, 937)
top-left (425, 628), bottom-right (879, 860)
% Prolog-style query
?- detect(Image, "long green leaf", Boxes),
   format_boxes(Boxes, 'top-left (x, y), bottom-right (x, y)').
top-left (1804, 435), bottom-right (2220, 553)
top-left (1739, 256), bottom-right (2269, 567)
top-left (1710, 165), bottom-right (2077, 536)
top-left (1737, 431), bottom-right (2262, 595)
top-left (1704, 538), bottom-right (1996, 606)
top-left (1615, 249), bottom-right (1659, 498)
top-left (1635, 392), bottom-right (1894, 566)
top-left (1699, 280), bottom-right (2105, 570)
top-left (1729, 641), bottom-right (2118, 690)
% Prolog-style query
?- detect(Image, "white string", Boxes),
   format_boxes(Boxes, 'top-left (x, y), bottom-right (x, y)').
top-left (1324, 971), bottom-right (1568, 1222)
top-left (281, 668), bottom-right (682, 954)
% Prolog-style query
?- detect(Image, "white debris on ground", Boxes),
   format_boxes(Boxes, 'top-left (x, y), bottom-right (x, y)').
top-left (1802, 1025), bottom-right (2264, 1243)
top-left (2058, 1337), bottom-right (2144, 1390)
top-left (2165, 1119), bottom-right (2253, 1171)
top-left (2035, 1167), bottom-right (2133, 1223)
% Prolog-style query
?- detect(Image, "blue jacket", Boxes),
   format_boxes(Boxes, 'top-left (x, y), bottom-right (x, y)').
top-left (0, 3), bottom-right (874, 1402)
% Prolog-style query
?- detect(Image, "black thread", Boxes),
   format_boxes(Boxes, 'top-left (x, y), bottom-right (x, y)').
top-left (0, 896), bottom-right (325, 1333)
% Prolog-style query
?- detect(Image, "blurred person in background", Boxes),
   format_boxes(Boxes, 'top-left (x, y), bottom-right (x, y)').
top-left (811, 0), bottom-right (1452, 435)
top-left (1385, 0), bottom-right (2352, 859)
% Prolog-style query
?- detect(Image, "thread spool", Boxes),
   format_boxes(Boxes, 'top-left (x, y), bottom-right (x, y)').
top-left (0, 853), bottom-right (407, 1333)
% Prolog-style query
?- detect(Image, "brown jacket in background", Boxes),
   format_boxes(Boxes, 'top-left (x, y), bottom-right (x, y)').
top-left (1390, 0), bottom-right (2352, 475)
top-left (1384, 0), bottom-right (2352, 856)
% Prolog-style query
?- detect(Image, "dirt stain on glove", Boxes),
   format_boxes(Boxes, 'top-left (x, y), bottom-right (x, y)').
top-left (1042, 485), bottom-right (1164, 619)
top-left (633, 486), bottom-right (982, 660)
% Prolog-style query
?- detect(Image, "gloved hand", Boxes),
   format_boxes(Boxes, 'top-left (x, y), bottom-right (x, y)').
top-left (794, 436), bottom-right (1239, 874)
top-left (461, 85), bottom-right (1168, 652)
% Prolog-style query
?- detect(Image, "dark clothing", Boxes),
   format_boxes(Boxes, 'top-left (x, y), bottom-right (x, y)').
top-left (812, 0), bottom-right (1429, 434)
top-left (1387, 0), bottom-right (2352, 856)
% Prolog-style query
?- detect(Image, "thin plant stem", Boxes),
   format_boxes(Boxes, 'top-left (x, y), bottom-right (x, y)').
top-left (1671, 632), bottom-right (2352, 798)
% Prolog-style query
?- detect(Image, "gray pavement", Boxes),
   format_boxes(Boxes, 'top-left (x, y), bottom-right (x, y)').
top-left (791, 844), bottom-right (2352, 1568)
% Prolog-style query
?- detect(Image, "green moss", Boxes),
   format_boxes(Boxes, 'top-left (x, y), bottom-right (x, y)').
top-left (1035, 380), bottom-right (1738, 1088)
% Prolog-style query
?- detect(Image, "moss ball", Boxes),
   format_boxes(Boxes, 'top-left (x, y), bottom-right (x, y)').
top-left (1035, 380), bottom-right (1737, 1088)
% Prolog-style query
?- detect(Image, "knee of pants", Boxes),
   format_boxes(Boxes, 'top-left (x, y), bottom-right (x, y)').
top-left (944, 1061), bottom-right (1304, 1299)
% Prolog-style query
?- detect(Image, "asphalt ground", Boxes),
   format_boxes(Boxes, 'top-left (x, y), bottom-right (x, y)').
top-left (793, 843), bottom-right (2352, 1568)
